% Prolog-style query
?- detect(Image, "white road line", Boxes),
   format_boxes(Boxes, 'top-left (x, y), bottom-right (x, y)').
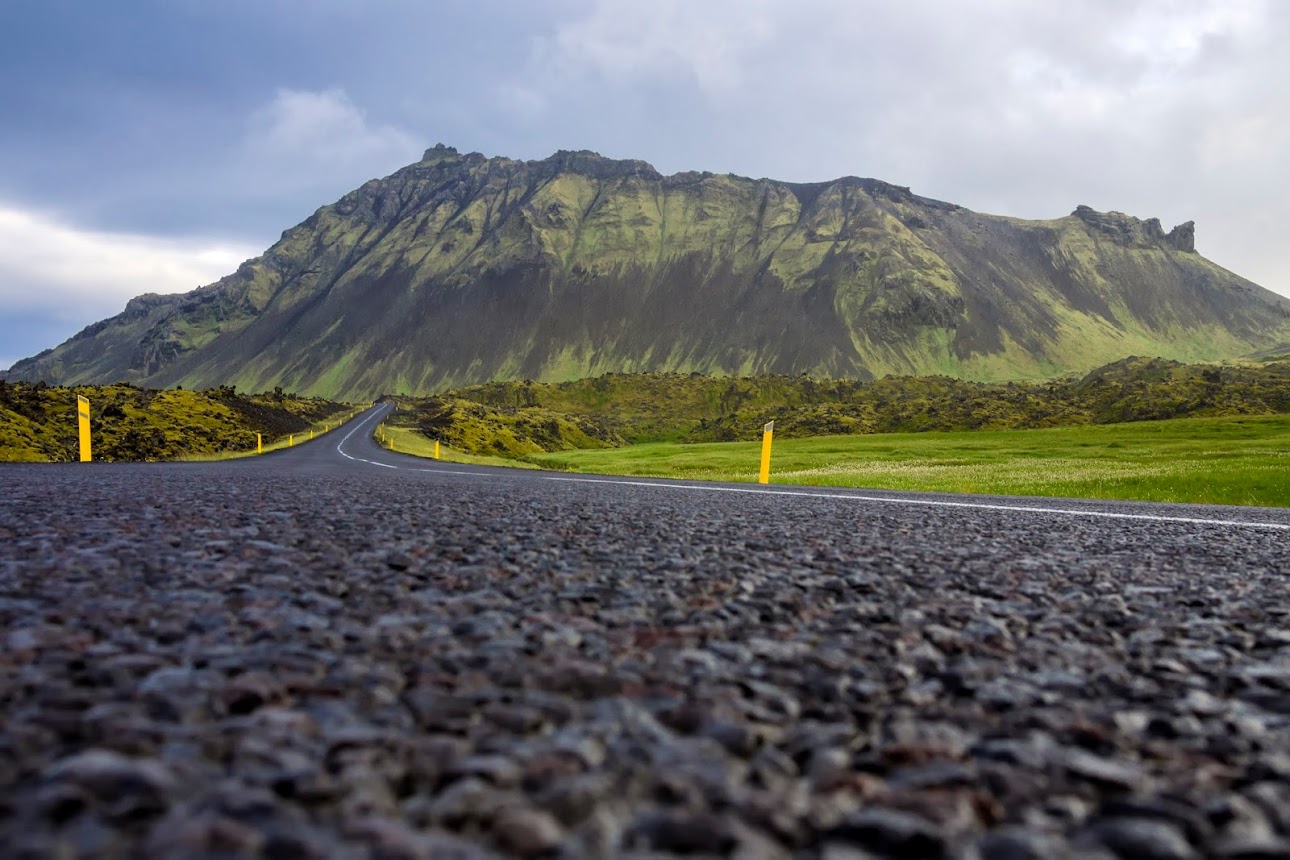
top-left (336, 406), bottom-right (393, 467)
top-left (334, 406), bottom-right (1290, 532)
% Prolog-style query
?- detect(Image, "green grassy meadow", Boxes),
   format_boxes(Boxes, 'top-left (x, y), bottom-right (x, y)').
top-left (523, 414), bottom-right (1290, 507)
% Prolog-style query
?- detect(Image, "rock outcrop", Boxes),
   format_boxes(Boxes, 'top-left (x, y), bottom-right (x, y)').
top-left (1071, 205), bottom-right (1196, 252)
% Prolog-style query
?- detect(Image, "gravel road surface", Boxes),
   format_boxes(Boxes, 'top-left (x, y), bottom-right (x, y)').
top-left (2, 405), bottom-right (1289, 858)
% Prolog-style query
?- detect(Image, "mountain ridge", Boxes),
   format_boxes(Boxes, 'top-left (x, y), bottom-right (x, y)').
top-left (7, 144), bottom-right (1290, 399)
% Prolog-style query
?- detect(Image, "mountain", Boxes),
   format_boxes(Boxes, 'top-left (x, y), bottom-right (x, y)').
top-left (7, 145), bottom-right (1290, 399)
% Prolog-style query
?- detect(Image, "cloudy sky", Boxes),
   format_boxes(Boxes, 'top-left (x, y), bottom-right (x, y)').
top-left (3, 0), bottom-right (1289, 371)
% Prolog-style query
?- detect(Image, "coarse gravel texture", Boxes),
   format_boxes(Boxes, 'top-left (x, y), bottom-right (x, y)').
top-left (2, 410), bottom-right (1290, 859)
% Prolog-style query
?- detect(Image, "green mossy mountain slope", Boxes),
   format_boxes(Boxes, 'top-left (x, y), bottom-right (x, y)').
top-left (8, 146), bottom-right (1290, 399)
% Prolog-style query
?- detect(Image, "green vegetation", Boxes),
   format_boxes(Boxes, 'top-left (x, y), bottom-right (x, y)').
top-left (380, 356), bottom-right (1290, 507)
top-left (0, 380), bottom-right (351, 462)
top-left (528, 416), bottom-right (1290, 508)
top-left (386, 396), bottom-right (623, 458)
top-left (8, 146), bottom-right (1290, 400)
top-left (373, 422), bottom-right (540, 469)
top-left (174, 415), bottom-right (350, 462)
top-left (389, 356), bottom-right (1290, 453)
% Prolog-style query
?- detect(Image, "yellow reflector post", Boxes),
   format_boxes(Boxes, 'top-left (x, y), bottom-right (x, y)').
top-left (77, 395), bottom-right (91, 463)
top-left (759, 420), bottom-right (774, 484)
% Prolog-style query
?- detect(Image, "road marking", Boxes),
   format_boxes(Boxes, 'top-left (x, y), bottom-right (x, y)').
top-left (335, 405), bottom-right (1289, 532)
top-left (336, 407), bottom-right (394, 466)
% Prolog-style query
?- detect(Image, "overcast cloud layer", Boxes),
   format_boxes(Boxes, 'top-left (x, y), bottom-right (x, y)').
top-left (3, 0), bottom-right (1288, 371)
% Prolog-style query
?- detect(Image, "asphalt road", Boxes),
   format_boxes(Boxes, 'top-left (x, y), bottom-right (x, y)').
top-left (2, 404), bottom-right (1289, 858)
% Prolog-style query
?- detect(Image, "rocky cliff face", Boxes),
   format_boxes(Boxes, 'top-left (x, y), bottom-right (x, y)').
top-left (1071, 205), bottom-right (1195, 252)
top-left (7, 146), bottom-right (1290, 398)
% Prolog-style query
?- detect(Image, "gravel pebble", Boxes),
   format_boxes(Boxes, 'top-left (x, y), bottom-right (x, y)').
top-left (2, 453), bottom-right (1290, 857)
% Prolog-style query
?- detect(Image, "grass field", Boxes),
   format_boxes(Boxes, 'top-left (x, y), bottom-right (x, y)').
top-left (522, 414), bottom-right (1290, 507)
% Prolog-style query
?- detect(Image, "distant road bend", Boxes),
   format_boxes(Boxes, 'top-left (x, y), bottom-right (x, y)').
top-left (3, 405), bottom-right (1290, 857)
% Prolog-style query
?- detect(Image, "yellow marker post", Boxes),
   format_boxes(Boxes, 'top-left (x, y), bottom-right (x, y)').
top-left (289, 434), bottom-right (294, 446)
top-left (310, 430), bottom-right (314, 441)
top-left (257, 433), bottom-right (262, 454)
top-left (76, 395), bottom-right (91, 462)
top-left (758, 420), bottom-right (774, 484)
top-left (434, 440), bottom-right (440, 460)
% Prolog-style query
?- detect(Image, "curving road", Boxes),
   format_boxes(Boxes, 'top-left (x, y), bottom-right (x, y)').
top-left (2, 405), bottom-right (1289, 857)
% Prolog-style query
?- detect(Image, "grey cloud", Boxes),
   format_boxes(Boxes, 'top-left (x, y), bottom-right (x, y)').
top-left (5, 0), bottom-right (1289, 368)
top-left (507, 0), bottom-right (1289, 293)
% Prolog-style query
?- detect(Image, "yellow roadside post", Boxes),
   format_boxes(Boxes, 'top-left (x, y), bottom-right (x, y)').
top-left (257, 433), bottom-right (262, 454)
top-left (77, 395), bottom-right (91, 462)
top-left (289, 434), bottom-right (294, 446)
top-left (758, 420), bottom-right (774, 484)
top-left (434, 440), bottom-right (440, 460)
top-left (310, 430), bottom-right (314, 441)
